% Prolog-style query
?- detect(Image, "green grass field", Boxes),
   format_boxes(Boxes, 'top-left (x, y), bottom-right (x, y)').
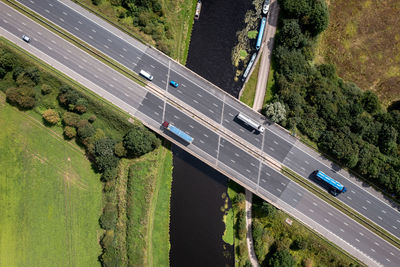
top-left (0, 98), bottom-right (102, 267)
top-left (240, 56), bottom-right (262, 107)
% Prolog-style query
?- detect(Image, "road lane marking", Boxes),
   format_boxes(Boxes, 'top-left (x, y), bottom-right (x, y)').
top-left (276, 188), bottom-right (282, 192)
top-left (269, 147), bottom-right (275, 151)
top-left (304, 160), bottom-right (309, 164)
top-left (89, 35), bottom-right (93, 39)
top-left (92, 29), bottom-right (96, 32)
top-left (359, 232), bottom-right (364, 236)
top-left (265, 172), bottom-right (270, 176)
top-left (355, 238), bottom-right (360, 242)
top-left (231, 159), bottom-right (236, 163)
top-left (328, 212), bottom-right (333, 216)
top-left (78, 21), bottom-right (82, 24)
top-left (45, 9), bottom-right (50, 13)
top-left (104, 44), bottom-right (109, 49)
top-left (312, 202), bottom-right (318, 206)
top-left (309, 209), bottom-right (314, 213)
top-left (343, 222), bottom-right (348, 226)
top-left (340, 228), bottom-right (344, 232)
top-left (324, 218), bottom-right (329, 223)
top-left (362, 206), bottom-right (367, 210)
top-left (382, 210), bottom-right (387, 214)
top-left (119, 54), bottom-right (124, 58)
top-left (213, 103), bottom-right (218, 107)
top-left (273, 140), bottom-right (278, 145)
top-left (193, 99), bottom-right (199, 104)
top-left (150, 65), bottom-right (155, 68)
top-left (107, 38), bottom-right (112, 42)
top-left (281, 182), bottom-right (286, 186)
top-left (197, 93), bottom-right (202, 97)
top-left (366, 200), bottom-right (371, 204)
top-left (62, 11), bottom-right (68, 15)
top-left (123, 48), bottom-right (127, 52)
top-left (393, 225), bottom-right (398, 229)
top-left (246, 169), bottom-right (251, 173)
top-left (347, 196), bottom-right (352, 200)
top-left (378, 216), bottom-right (383, 220)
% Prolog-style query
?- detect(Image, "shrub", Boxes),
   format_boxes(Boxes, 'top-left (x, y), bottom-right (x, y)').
top-left (264, 101), bottom-right (287, 123)
top-left (42, 109), bottom-right (60, 125)
top-left (291, 237), bottom-right (307, 250)
top-left (77, 120), bottom-right (95, 139)
top-left (6, 87), bottom-right (35, 109)
top-left (114, 142), bottom-right (127, 158)
top-left (102, 168), bottom-right (118, 182)
top-left (74, 98), bottom-right (88, 114)
top-left (0, 67), bottom-right (6, 79)
top-left (88, 114), bottom-right (97, 123)
top-left (64, 126), bottom-right (77, 139)
top-left (94, 138), bottom-right (119, 171)
top-left (41, 84), bottom-right (52, 95)
top-left (63, 112), bottom-right (81, 127)
top-left (268, 249), bottom-right (295, 267)
top-left (99, 203), bottom-right (118, 230)
top-left (0, 51), bottom-right (17, 71)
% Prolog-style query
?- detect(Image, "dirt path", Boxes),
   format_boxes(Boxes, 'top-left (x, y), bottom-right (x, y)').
top-left (253, 0), bottom-right (280, 111)
top-left (245, 189), bottom-right (260, 267)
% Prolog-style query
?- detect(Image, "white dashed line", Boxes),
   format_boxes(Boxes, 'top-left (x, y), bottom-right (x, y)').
top-left (74, 27), bottom-right (79, 31)
top-left (107, 38), bottom-right (112, 42)
top-left (343, 222), bottom-right (348, 226)
top-left (203, 134), bottom-right (209, 138)
top-left (213, 103), bottom-right (218, 107)
top-left (47, 46), bottom-right (53, 50)
top-left (173, 115), bottom-right (179, 119)
top-left (265, 172), bottom-right (270, 176)
top-left (119, 54), bottom-right (124, 58)
top-left (340, 228), bottom-right (344, 232)
top-left (78, 64), bottom-right (83, 69)
top-left (382, 210), bottom-right (387, 214)
top-left (250, 163), bottom-right (255, 167)
top-left (150, 65), bottom-right (155, 68)
top-left (289, 151), bottom-right (294, 155)
top-left (63, 56), bottom-right (68, 60)
top-left (37, 31), bottom-right (42, 35)
top-left (300, 167), bottom-right (305, 171)
top-left (393, 225), bottom-right (398, 229)
top-left (6, 13), bottom-right (11, 17)
top-left (328, 212), bottom-right (333, 216)
top-left (281, 182), bottom-right (286, 186)
top-left (273, 140), bottom-right (278, 145)
top-left (94, 74), bottom-right (98, 78)
top-left (45, 9), bottom-right (50, 13)
top-left (197, 93), bottom-right (203, 97)
top-left (199, 140), bottom-right (204, 144)
top-left (228, 113), bottom-right (234, 116)
top-left (359, 232), bottom-right (364, 236)
top-left (109, 84), bottom-right (114, 88)
top-left (104, 44), bottom-right (109, 49)
top-left (234, 153), bottom-right (239, 157)
top-left (181, 84), bottom-right (187, 87)
top-left (378, 216), bottom-right (383, 220)
top-left (91, 29), bottom-right (96, 33)
top-left (324, 218), bottom-right (329, 223)
top-left (177, 89), bottom-right (182, 94)
top-left (366, 200), bottom-right (371, 204)
top-left (312, 202), bottom-right (318, 206)
top-left (293, 199), bottom-right (298, 202)
top-left (124, 93), bottom-right (129, 97)
top-left (261, 179), bottom-right (266, 183)
top-left (374, 242), bottom-right (379, 246)
top-left (154, 112), bottom-right (159, 116)
top-left (2, 19), bottom-right (8, 23)
top-left (246, 169), bottom-right (251, 173)
top-left (17, 28), bottom-right (22, 32)
top-left (136, 56), bottom-right (141, 60)
top-left (297, 192), bottom-right (302, 196)
top-left (89, 35), bottom-right (93, 39)
top-left (351, 190), bottom-right (355, 194)
top-left (355, 238), bottom-right (360, 242)
top-left (62, 11), bottom-right (68, 15)
top-left (304, 160), bottom-right (309, 164)
top-left (51, 40), bottom-right (56, 44)
top-left (347, 196), bottom-right (352, 200)
top-left (231, 159), bottom-right (236, 163)
top-left (269, 147), bottom-right (275, 151)
top-left (193, 99), bottom-right (199, 104)
top-left (386, 258), bottom-right (391, 262)
top-left (208, 109), bottom-right (215, 114)
top-left (309, 209), bottom-right (314, 213)
top-left (390, 252), bottom-right (394, 256)
top-left (362, 206), bottom-right (367, 210)
top-left (189, 124), bottom-right (194, 128)
top-left (67, 49), bottom-right (71, 53)
top-left (123, 48), bottom-right (127, 52)
top-left (371, 248), bottom-right (375, 253)
top-left (78, 21), bottom-right (82, 24)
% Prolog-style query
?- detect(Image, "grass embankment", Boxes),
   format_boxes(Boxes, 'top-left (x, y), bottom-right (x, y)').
top-left (121, 143), bottom-right (172, 266)
top-left (252, 196), bottom-right (362, 267)
top-left (227, 181), bottom-right (250, 267)
top-left (315, 0), bottom-right (400, 106)
top-left (74, 0), bottom-right (196, 64)
top-left (0, 96), bottom-right (102, 266)
top-left (240, 56), bottom-right (261, 107)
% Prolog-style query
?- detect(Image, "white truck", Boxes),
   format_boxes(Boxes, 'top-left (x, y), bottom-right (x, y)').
top-left (236, 112), bottom-right (265, 133)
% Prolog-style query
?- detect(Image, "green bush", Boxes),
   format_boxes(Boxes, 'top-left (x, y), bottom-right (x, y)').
top-left (268, 249), bottom-right (295, 267)
top-left (99, 202), bottom-right (118, 230)
top-left (102, 167), bottom-right (118, 182)
top-left (94, 138), bottom-right (119, 171)
top-left (63, 111), bottom-right (81, 127)
top-left (64, 126), bottom-right (77, 139)
top-left (77, 120), bottom-right (96, 139)
top-left (42, 109), bottom-right (60, 125)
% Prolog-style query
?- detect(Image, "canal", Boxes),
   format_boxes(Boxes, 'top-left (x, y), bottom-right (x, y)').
top-left (169, 0), bottom-right (256, 266)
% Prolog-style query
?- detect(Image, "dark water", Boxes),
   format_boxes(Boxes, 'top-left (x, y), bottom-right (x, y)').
top-left (186, 0), bottom-right (255, 97)
top-left (170, 0), bottom-right (255, 265)
top-left (169, 146), bottom-right (234, 267)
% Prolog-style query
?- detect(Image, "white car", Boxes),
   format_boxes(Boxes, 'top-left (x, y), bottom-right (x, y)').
top-left (262, 0), bottom-right (270, 15)
top-left (22, 35), bottom-right (30, 43)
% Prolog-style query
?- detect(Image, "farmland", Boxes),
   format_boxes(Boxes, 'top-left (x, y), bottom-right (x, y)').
top-left (316, 0), bottom-right (400, 106)
top-left (0, 98), bottom-right (102, 267)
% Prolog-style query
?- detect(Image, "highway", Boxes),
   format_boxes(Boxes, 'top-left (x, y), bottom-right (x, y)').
top-left (16, 0), bottom-right (400, 242)
top-left (1, 1), bottom-right (400, 265)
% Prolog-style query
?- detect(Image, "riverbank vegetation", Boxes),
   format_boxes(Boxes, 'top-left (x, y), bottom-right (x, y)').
top-left (251, 196), bottom-right (361, 266)
top-left (231, 0), bottom-right (264, 81)
top-left (0, 38), bottom-right (170, 265)
top-left (315, 0), bottom-right (400, 107)
top-left (264, 0), bottom-right (400, 198)
top-left (76, 0), bottom-right (196, 63)
top-left (240, 54), bottom-right (262, 107)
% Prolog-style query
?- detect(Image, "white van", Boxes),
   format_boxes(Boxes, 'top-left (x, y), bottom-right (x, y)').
top-left (139, 69), bottom-right (153, 81)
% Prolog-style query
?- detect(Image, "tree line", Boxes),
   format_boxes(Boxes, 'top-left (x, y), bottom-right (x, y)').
top-left (0, 46), bottom-right (161, 266)
top-left (264, 0), bottom-right (400, 198)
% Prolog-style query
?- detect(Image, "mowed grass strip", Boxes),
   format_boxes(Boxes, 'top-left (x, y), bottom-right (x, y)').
top-left (316, 0), bottom-right (400, 106)
top-left (126, 144), bottom-right (172, 266)
top-left (240, 56), bottom-right (262, 107)
top-left (0, 101), bottom-right (102, 267)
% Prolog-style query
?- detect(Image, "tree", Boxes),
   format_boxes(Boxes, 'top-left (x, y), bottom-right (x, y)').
top-left (277, 19), bottom-right (305, 49)
top-left (74, 98), bottom-right (88, 114)
top-left (114, 142), bottom-right (127, 158)
top-left (42, 109), bottom-right (60, 125)
top-left (264, 101), bottom-right (286, 123)
top-left (362, 91), bottom-right (380, 114)
top-left (307, 0), bottom-right (329, 36)
top-left (268, 249), bottom-right (295, 267)
top-left (94, 138), bottom-right (119, 171)
top-left (41, 84), bottom-right (52, 95)
top-left (261, 201), bottom-right (276, 217)
top-left (0, 67), bottom-right (6, 79)
top-left (0, 51), bottom-right (17, 71)
top-left (123, 125), bottom-right (160, 157)
top-left (64, 126), bottom-right (77, 139)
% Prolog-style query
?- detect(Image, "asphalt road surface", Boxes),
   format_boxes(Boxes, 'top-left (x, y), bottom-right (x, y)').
top-left (1, 1), bottom-right (400, 265)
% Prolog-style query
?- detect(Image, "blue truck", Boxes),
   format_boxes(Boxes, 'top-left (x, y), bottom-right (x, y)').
top-left (315, 170), bottom-right (347, 196)
top-left (162, 121), bottom-right (193, 143)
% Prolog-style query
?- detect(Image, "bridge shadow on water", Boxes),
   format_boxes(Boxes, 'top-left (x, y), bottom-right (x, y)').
top-left (170, 145), bottom-right (234, 267)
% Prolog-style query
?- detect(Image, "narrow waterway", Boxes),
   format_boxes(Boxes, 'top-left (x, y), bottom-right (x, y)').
top-left (170, 0), bottom-right (256, 265)
top-left (170, 146), bottom-right (233, 266)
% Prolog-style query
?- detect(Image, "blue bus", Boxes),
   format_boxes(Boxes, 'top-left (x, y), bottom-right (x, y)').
top-left (256, 17), bottom-right (267, 50)
top-left (314, 170), bottom-right (347, 196)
